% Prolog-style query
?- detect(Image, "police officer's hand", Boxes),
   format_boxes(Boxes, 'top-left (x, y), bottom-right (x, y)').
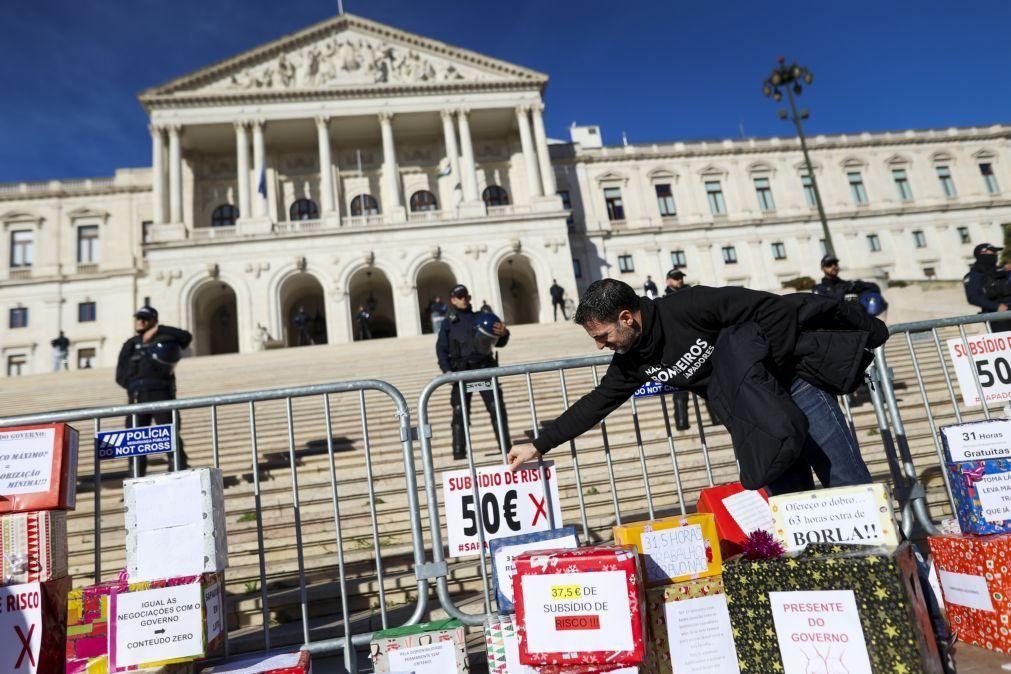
top-left (1000, 304), bottom-right (1008, 312)
top-left (493, 321), bottom-right (507, 336)
top-left (507, 442), bottom-right (541, 472)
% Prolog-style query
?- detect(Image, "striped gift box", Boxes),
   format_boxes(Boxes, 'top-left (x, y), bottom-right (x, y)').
top-left (0, 510), bottom-right (68, 585)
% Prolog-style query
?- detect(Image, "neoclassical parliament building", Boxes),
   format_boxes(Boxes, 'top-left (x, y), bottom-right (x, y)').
top-left (3, 13), bottom-right (1010, 376)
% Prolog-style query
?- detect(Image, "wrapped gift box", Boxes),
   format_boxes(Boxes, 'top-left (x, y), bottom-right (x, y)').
top-left (696, 482), bottom-right (772, 557)
top-left (513, 545), bottom-right (645, 667)
top-left (67, 572), bottom-right (224, 673)
top-left (724, 543), bottom-right (943, 673)
top-left (124, 468), bottom-right (228, 582)
top-left (643, 576), bottom-right (738, 674)
top-left (612, 513), bottom-right (721, 586)
top-left (0, 576), bottom-right (70, 674)
top-left (68, 665), bottom-right (194, 674)
top-left (0, 422), bottom-right (78, 514)
top-left (484, 614), bottom-right (535, 674)
top-left (0, 509), bottom-right (67, 585)
top-left (940, 420), bottom-right (1011, 535)
top-left (488, 526), bottom-right (579, 614)
top-left (200, 650), bottom-right (311, 673)
top-left (928, 532), bottom-right (1011, 653)
top-left (769, 482), bottom-right (899, 551)
top-left (369, 618), bottom-right (467, 673)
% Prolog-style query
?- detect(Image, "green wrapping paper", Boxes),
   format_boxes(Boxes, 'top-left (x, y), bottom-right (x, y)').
top-left (723, 543), bottom-right (942, 674)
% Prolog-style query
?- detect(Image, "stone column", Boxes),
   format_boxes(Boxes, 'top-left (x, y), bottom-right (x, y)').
top-left (315, 116), bottom-right (336, 216)
top-left (457, 109), bottom-right (479, 202)
top-left (378, 112), bottom-right (401, 209)
top-left (234, 122), bottom-right (251, 220)
top-left (252, 120), bottom-right (266, 219)
top-left (150, 125), bottom-right (166, 225)
top-left (516, 105), bottom-right (543, 199)
top-left (531, 103), bottom-right (556, 196)
top-left (440, 110), bottom-right (461, 193)
top-left (168, 125), bottom-right (183, 224)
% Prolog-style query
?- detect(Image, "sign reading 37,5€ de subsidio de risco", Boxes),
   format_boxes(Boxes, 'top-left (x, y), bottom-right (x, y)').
top-left (442, 462), bottom-right (563, 557)
top-left (947, 331), bottom-right (1011, 407)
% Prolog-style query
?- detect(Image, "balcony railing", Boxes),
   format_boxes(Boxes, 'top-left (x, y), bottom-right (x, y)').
top-left (274, 219), bottom-right (322, 234)
top-left (487, 204), bottom-right (532, 217)
top-left (8, 268), bottom-right (31, 280)
top-left (75, 263), bottom-right (99, 275)
top-left (192, 226), bottom-right (237, 240)
top-left (406, 209), bottom-right (447, 223)
top-left (0, 178), bottom-right (115, 195)
top-left (344, 214), bottom-right (385, 228)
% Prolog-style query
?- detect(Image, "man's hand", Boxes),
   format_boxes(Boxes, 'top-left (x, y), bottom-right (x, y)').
top-left (507, 442), bottom-right (540, 472)
top-left (493, 321), bottom-right (508, 336)
top-left (1000, 304), bottom-right (1008, 312)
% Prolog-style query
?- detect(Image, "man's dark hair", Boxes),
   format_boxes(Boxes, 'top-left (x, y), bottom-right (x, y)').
top-left (574, 279), bottom-right (638, 325)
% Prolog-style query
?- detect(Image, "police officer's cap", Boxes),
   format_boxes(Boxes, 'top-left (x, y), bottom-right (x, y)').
top-left (666, 269), bottom-right (686, 280)
top-left (134, 306), bottom-right (158, 321)
top-left (973, 243), bottom-right (1003, 258)
top-left (820, 255), bottom-right (839, 267)
top-left (451, 284), bottom-right (469, 298)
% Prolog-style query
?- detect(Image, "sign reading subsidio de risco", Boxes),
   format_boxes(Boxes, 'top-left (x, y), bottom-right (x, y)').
top-left (947, 331), bottom-right (1011, 407)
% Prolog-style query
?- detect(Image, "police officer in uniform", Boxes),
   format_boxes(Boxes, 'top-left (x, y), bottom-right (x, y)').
top-left (436, 284), bottom-right (511, 460)
top-left (115, 306), bottom-right (191, 476)
top-left (664, 269), bottom-right (688, 295)
top-left (964, 242), bottom-right (1011, 333)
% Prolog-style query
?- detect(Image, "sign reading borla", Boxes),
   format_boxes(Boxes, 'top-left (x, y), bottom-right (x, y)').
top-left (95, 424), bottom-right (175, 461)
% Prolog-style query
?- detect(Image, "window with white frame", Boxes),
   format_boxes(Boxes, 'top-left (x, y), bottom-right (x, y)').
top-left (848, 172), bottom-right (868, 205)
top-left (9, 307), bottom-right (28, 328)
top-left (937, 166), bottom-right (957, 197)
top-left (705, 181), bottom-right (727, 215)
top-left (801, 173), bottom-right (816, 207)
top-left (558, 190), bottom-right (574, 229)
top-left (912, 230), bottom-right (927, 248)
top-left (77, 348), bottom-right (97, 369)
top-left (670, 249), bottom-right (687, 268)
top-left (6, 354), bottom-right (27, 377)
top-left (771, 241), bottom-right (787, 260)
top-left (572, 258), bottom-right (582, 278)
top-left (819, 239), bottom-right (827, 255)
top-left (981, 163), bottom-right (1000, 194)
top-left (754, 177), bottom-right (775, 211)
top-left (867, 234), bottom-right (882, 252)
top-left (892, 169), bottom-right (913, 201)
top-left (617, 254), bottom-right (634, 272)
top-left (77, 225), bottom-right (99, 263)
top-left (655, 184), bottom-right (676, 217)
top-left (604, 187), bottom-right (625, 221)
top-left (722, 246), bottom-right (738, 264)
top-left (957, 226), bottom-right (971, 245)
top-left (78, 301), bottom-right (96, 322)
top-left (9, 230), bottom-right (33, 268)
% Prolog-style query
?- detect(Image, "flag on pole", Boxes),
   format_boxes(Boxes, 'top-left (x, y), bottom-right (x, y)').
top-left (257, 167), bottom-right (267, 198)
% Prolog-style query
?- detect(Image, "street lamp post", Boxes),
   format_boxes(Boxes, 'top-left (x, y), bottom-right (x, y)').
top-left (763, 57), bottom-right (835, 258)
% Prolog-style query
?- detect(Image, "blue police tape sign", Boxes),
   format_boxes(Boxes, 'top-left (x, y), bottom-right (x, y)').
top-left (633, 381), bottom-right (680, 398)
top-left (95, 424), bottom-right (175, 460)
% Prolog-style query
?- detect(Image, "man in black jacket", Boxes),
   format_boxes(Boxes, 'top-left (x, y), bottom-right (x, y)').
top-left (437, 284), bottom-right (511, 460)
top-left (506, 279), bottom-right (888, 494)
top-left (115, 306), bottom-right (191, 476)
top-left (964, 242), bottom-right (1011, 333)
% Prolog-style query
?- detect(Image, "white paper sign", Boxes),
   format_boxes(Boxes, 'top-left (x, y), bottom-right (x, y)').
top-left (665, 593), bottom-right (740, 674)
top-left (0, 582), bottom-right (42, 673)
top-left (204, 578), bottom-right (223, 644)
top-left (769, 590), bottom-right (872, 674)
top-left (136, 523), bottom-right (204, 580)
top-left (941, 419), bottom-right (1011, 462)
top-left (640, 524), bottom-right (709, 582)
top-left (113, 583), bottom-right (205, 667)
top-left (0, 428), bottom-right (55, 497)
top-left (442, 462), bottom-right (563, 557)
top-left (493, 533), bottom-right (578, 604)
top-left (386, 641), bottom-right (457, 674)
top-left (947, 332), bottom-right (1011, 407)
top-left (503, 627), bottom-right (538, 674)
top-left (975, 471), bottom-right (1011, 522)
top-left (773, 486), bottom-right (892, 551)
top-left (939, 570), bottom-right (995, 612)
top-left (521, 570), bottom-right (633, 654)
top-left (722, 490), bottom-right (774, 535)
top-left (133, 472), bottom-right (204, 531)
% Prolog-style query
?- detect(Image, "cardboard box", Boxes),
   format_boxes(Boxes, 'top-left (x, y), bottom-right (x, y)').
top-left (369, 618), bottom-right (467, 673)
top-left (0, 509), bottom-right (67, 585)
top-left (612, 514), bottom-right (721, 586)
top-left (769, 483), bottom-right (900, 551)
top-left (643, 576), bottom-right (738, 674)
top-left (124, 468), bottom-right (228, 583)
top-left (696, 482), bottom-right (772, 557)
top-left (66, 572), bottom-right (224, 673)
top-left (199, 650), bottom-right (311, 673)
top-left (488, 526), bottom-right (579, 614)
top-left (0, 576), bottom-right (69, 674)
top-left (724, 543), bottom-right (943, 673)
top-left (928, 532), bottom-right (1011, 653)
top-left (513, 545), bottom-right (645, 667)
top-left (0, 423), bottom-right (78, 514)
top-left (940, 419), bottom-right (1011, 535)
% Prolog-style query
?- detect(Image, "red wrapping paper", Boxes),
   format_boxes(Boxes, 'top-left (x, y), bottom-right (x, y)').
top-left (0, 576), bottom-right (70, 674)
top-left (513, 545), bottom-right (645, 667)
top-left (0, 423), bottom-right (78, 514)
top-left (696, 482), bottom-right (770, 557)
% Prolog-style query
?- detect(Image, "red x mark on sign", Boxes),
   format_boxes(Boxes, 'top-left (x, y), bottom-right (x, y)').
top-left (529, 493), bottom-right (547, 526)
top-left (15, 624), bottom-right (35, 669)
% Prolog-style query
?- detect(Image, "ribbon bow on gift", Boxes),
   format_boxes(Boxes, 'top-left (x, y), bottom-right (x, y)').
top-left (962, 463), bottom-right (987, 488)
top-left (4, 553), bottom-right (29, 584)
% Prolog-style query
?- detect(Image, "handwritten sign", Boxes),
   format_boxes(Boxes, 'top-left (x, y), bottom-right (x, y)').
top-left (640, 525), bottom-right (709, 582)
top-left (0, 429), bottom-right (55, 497)
top-left (770, 484), bottom-right (898, 552)
top-left (0, 582), bottom-right (42, 673)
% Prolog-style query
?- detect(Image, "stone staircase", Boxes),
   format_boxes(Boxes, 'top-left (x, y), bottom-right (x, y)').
top-left (0, 319), bottom-right (995, 662)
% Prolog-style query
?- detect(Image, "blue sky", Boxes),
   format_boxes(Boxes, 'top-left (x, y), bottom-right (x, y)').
top-left (3, 0), bottom-right (1009, 182)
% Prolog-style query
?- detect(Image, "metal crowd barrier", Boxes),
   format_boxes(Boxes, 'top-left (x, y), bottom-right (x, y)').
top-left (0, 379), bottom-right (427, 673)
top-left (866, 309), bottom-right (1011, 539)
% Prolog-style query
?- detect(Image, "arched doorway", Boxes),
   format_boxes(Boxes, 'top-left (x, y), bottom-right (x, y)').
top-left (497, 255), bottom-right (540, 325)
top-left (416, 261), bottom-right (457, 334)
top-left (280, 273), bottom-right (328, 346)
top-left (348, 268), bottom-right (396, 340)
top-left (192, 281), bottom-right (239, 355)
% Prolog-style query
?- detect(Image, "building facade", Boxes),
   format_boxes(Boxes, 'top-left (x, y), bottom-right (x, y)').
top-left (3, 13), bottom-right (1010, 376)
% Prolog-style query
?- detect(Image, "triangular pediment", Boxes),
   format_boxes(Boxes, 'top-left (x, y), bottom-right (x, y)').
top-left (141, 13), bottom-right (546, 104)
